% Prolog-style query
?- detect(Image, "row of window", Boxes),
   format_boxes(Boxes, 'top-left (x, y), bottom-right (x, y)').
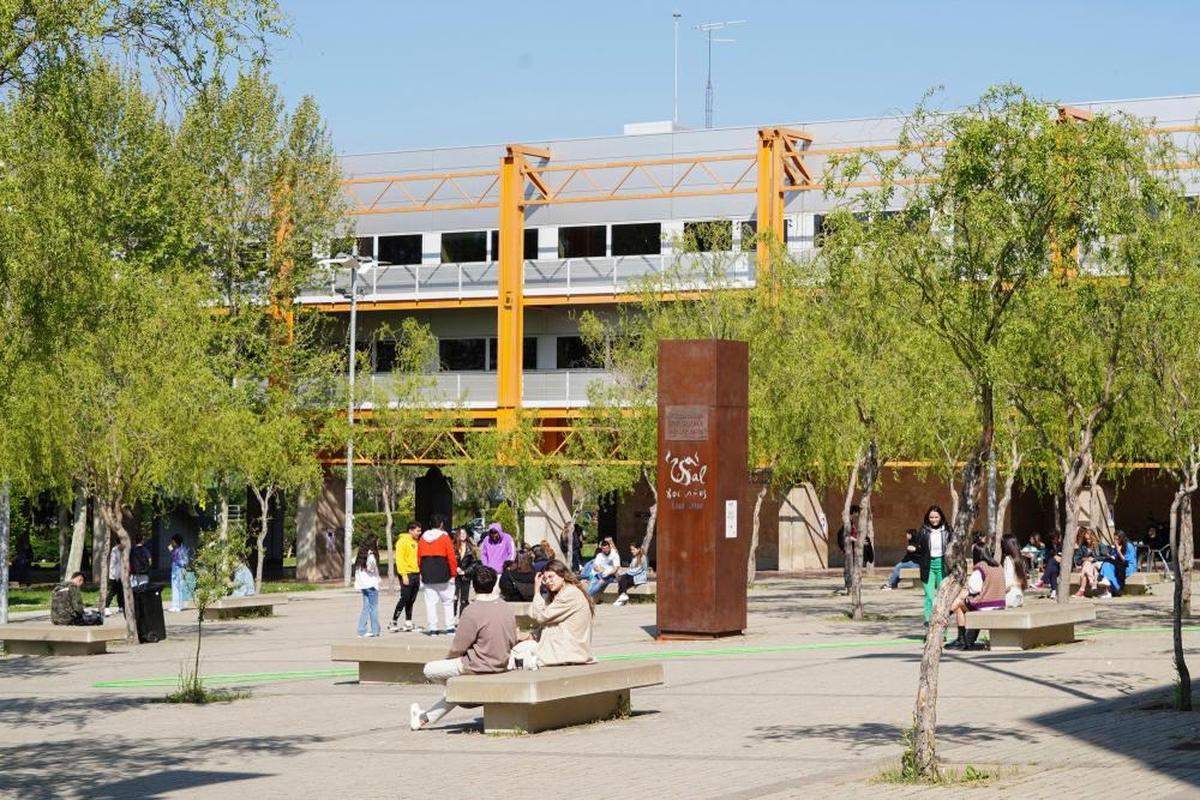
top-left (372, 336), bottom-right (600, 372)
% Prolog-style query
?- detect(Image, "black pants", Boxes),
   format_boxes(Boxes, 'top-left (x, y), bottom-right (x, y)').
top-left (392, 574), bottom-right (420, 622)
top-left (617, 575), bottom-right (638, 595)
top-left (455, 574), bottom-right (471, 615)
top-left (106, 579), bottom-right (125, 613)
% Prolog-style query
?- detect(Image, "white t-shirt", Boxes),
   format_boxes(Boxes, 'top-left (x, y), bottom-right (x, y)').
top-left (928, 527), bottom-right (946, 558)
top-left (592, 549), bottom-right (621, 577)
top-left (108, 547), bottom-right (123, 581)
top-left (1003, 556), bottom-right (1024, 607)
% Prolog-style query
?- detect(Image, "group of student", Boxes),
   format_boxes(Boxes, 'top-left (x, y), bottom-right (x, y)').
top-left (1029, 528), bottom-right (1139, 600)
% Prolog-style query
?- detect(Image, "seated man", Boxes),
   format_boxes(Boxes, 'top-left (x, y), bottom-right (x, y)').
top-left (881, 529), bottom-right (920, 590)
top-left (51, 572), bottom-right (102, 626)
top-left (230, 562), bottom-right (256, 597)
top-left (585, 538), bottom-right (620, 598)
top-left (410, 565), bottom-right (517, 730)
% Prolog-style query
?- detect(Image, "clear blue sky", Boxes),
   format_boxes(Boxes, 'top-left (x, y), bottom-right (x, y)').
top-left (272, 0), bottom-right (1200, 154)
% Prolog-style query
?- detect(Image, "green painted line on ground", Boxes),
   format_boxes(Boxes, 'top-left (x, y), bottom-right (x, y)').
top-left (91, 623), bottom-right (1200, 690)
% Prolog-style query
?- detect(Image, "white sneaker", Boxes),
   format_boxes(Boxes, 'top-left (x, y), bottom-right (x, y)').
top-left (402, 621), bottom-right (414, 632)
top-left (410, 703), bottom-right (425, 731)
top-left (1049, 591), bottom-right (1057, 601)
top-left (881, 585), bottom-right (894, 591)
top-left (614, 594), bottom-right (629, 606)
top-left (103, 608), bottom-right (115, 617)
top-left (387, 622), bottom-right (400, 632)
top-left (365, 632), bottom-right (380, 638)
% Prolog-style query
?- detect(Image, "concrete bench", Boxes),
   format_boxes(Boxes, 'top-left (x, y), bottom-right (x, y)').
top-left (965, 603), bottom-right (1095, 650)
top-left (331, 639), bottom-right (449, 683)
top-left (597, 581), bottom-right (657, 603)
top-left (897, 568), bottom-right (921, 590)
top-left (506, 602), bottom-right (534, 630)
top-left (1068, 571), bottom-right (1163, 597)
top-left (0, 623), bottom-right (127, 655)
top-left (445, 661), bottom-right (665, 734)
top-left (195, 595), bottom-right (285, 620)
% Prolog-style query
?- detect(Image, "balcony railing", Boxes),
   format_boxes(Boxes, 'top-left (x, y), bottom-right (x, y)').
top-left (364, 369), bottom-right (615, 409)
top-left (299, 253), bottom-right (758, 305)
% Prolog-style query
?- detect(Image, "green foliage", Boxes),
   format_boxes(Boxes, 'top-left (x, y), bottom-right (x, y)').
top-left (490, 503), bottom-right (520, 543)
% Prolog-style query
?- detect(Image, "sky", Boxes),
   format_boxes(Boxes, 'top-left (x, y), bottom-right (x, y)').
top-left (270, 0), bottom-right (1200, 154)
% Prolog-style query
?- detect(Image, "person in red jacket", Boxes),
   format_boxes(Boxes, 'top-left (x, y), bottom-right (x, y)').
top-left (419, 514), bottom-right (458, 634)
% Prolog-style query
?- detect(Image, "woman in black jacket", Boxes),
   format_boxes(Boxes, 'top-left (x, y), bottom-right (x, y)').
top-left (453, 528), bottom-right (479, 615)
top-left (911, 505), bottom-right (953, 625)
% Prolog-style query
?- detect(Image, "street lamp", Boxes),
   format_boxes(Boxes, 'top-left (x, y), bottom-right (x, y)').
top-left (322, 251), bottom-right (378, 585)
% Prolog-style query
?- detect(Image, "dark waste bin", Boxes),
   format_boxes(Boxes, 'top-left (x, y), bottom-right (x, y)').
top-left (133, 583), bottom-right (167, 644)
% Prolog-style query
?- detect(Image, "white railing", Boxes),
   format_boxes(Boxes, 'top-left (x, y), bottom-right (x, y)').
top-left (365, 369), bottom-right (616, 409)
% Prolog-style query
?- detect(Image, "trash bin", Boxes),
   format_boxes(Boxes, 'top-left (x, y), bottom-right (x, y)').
top-left (133, 583), bottom-right (167, 644)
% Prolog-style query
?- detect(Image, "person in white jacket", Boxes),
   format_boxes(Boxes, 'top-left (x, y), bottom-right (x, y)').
top-left (353, 543), bottom-right (381, 637)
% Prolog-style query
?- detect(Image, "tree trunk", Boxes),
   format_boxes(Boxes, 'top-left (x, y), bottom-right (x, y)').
top-left (253, 487), bottom-right (272, 593)
top-left (851, 442), bottom-right (879, 621)
top-left (91, 504), bottom-right (106, 587)
top-left (1180, 492), bottom-right (1193, 618)
top-left (65, 484), bottom-right (87, 578)
top-left (219, 495), bottom-right (230, 541)
top-left (1170, 489), bottom-right (1193, 711)
top-left (98, 500), bottom-right (138, 644)
top-left (382, 485), bottom-right (396, 590)
top-left (639, 470), bottom-right (658, 554)
top-left (1057, 460), bottom-right (1089, 605)
top-left (993, 441), bottom-right (1021, 560)
top-left (840, 453), bottom-right (863, 606)
top-left (97, 517), bottom-right (112, 613)
top-left (746, 483), bottom-right (769, 588)
top-left (0, 483), bottom-right (10, 625)
top-left (57, 504), bottom-right (69, 580)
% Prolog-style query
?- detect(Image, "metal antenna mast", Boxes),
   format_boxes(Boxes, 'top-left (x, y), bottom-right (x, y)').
top-left (673, 11), bottom-right (682, 127)
top-left (694, 19), bottom-right (743, 129)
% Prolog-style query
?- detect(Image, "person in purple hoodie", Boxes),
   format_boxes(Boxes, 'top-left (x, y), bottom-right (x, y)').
top-left (479, 523), bottom-right (515, 576)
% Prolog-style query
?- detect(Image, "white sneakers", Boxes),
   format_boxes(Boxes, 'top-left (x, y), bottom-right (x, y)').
top-left (614, 593), bottom-right (630, 606)
top-left (410, 703), bottom-right (426, 731)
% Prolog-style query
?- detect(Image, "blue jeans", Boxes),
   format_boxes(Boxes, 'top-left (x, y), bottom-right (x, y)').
top-left (887, 560), bottom-right (919, 588)
top-left (588, 575), bottom-right (616, 597)
top-left (358, 588), bottom-right (380, 636)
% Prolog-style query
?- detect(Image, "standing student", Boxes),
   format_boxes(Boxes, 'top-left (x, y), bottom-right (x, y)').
top-left (104, 535), bottom-right (125, 617)
top-left (129, 534), bottom-right (152, 588)
top-left (419, 514), bottom-right (458, 635)
top-left (167, 534), bottom-right (192, 612)
top-left (912, 505), bottom-right (952, 626)
top-left (478, 522), bottom-right (515, 575)
top-left (453, 527), bottom-right (479, 616)
top-left (410, 565), bottom-right (518, 730)
top-left (389, 522), bottom-right (422, 632)
top-left (354, 544), bottom-right (381, 637)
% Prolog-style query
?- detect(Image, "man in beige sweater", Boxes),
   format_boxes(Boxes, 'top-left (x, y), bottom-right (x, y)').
top-left (411, 565), bottom-right (517, 730)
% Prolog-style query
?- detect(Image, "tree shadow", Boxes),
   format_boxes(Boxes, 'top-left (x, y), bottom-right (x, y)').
top-left (0, 655), bottom-right (69, 680)
top-left (748, 720), bottom-right (1039, 750)
top-left (0, 694), bottom-right (158, 730)
top-left (0, 734), bottom-right (325, 800)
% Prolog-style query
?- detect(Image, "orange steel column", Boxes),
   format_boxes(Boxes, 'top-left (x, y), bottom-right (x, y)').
top-left (755, 129), bottom-right (784, 274)
top-left (497, 145), bottom-right (550, 428)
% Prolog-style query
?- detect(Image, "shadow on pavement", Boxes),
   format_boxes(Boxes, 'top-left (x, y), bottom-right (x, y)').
top-left (0, 694), bottom-right (156, 730)
top-left (748, 720), bottom-right (1039, 750)
top-left (0, 656), bottom-right (69, 680)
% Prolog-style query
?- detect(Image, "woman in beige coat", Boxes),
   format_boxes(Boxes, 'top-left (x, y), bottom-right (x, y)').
top-left (510, 560), bottom-right (595, 669)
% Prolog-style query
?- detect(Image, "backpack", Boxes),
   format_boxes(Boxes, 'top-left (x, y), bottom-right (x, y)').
top-left (130, 544), bottom-right (152, 575)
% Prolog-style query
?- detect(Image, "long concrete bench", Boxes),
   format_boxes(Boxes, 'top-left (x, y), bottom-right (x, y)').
top-left (444, 661), bottom-right (665, 733)
top-left (597, 581), bottom-right (657, 603)
top-left (0, 623), bottom-right (128, 655)
top-left (331, 639), bottom-right (449, 683)
top-left (1068, 571), bottom-right (1163, 597)
top-left (192, 595), bottom-right (285, 620)
top-left (897, 568), bottom-right (921, 590)
top-left (965, 603), bottom-right (1095, 650)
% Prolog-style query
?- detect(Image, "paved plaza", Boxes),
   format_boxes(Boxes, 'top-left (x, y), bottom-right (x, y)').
top-left (2, 575), bottom-right (1199, 799)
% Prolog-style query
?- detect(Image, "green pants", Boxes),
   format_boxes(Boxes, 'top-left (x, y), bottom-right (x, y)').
top-left (923, 557), bottom-right (944, 623)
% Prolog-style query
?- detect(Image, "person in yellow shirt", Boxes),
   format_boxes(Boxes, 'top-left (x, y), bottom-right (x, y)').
top-left (389, 522), bottom-right (423, 632)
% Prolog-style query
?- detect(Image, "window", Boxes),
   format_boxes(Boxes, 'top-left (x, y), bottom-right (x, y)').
top-left (813, 214), bottom-right (828, 247)
top-left (558, 225), bottom-right (606, 258)
top-left (556, 336), bottom-right (601, 369)
top-left (373, 340), bottom-right (396, 373)
top-left (611, 222), bottom-right (661, 256)
top-left (486, 338), bottom-right (537, 370)
top-left (489, 228), bottom-right (539, 261)
top-left (355, 236), bottom-right (375, 258)
top-left (378, 234), bottom-right (422, 265)
top-left (683, 220), bottom-right (733, 252)
top-left (439, 338), bottom-right (486, 371)
top-left (440, 231), bottom-right (487, 263)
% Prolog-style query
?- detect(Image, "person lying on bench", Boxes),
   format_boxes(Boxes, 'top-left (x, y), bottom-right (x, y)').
top-left (410, 565), bottom-right (518, 730)
top-left (948, 544), bottom-right (1004, 651)
top-left (509, 560), bottom-right (596, 670)
top-left (51, 572), bottom-right (102, 626)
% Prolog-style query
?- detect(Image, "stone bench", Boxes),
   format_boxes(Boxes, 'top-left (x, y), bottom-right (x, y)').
top-left (965, 603), bottom-right (1096, 650)
top-left (331, 639), bottom-right (449, 683)
top-left (597, 581), bottom-right (657, 603)
top-left (897, 568), bottom-right (921, 589)
top-left (445, 661), bottom-right (665, 734)
top-left (1068, 571), bottom-right (1163, 597)
top-left (506, 602), bottom-right (534, 630)
top-left (193, 595), bottom-right (285, 620)
top-left (0, 623), bottom-right (127, 656)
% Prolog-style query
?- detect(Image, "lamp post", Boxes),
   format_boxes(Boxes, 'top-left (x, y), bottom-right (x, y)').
top-left (673, 11), bottom-right (682, 127)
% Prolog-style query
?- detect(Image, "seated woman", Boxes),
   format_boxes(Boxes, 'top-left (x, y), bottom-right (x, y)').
top-left (614, 542), bottom-right (649, 606)
top-left (948, 544), bottom-right (1006, 650)
top-left (1001, 535), bottom-right (1026, 608)
top-left (1036, 533), bottom-right (1063, 599)
top-left (230, 562), bottom-right (256, 597)
top-left (1098, 530), bottom-right (1137, 597)
top-left (1074, 529), bottom-right (1103, 597)
top-left (509, 560), bottom-right (595, 669)
top-left (499, 551), bottom-right (536, 602)
top-left (532, 540), bottom-right (555, 573)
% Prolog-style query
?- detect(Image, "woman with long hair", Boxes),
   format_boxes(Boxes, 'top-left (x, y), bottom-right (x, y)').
top-left (453, 527), bottom-right (479, 615)
top-left (912, 505), bottom-right (953, 626)
top-left (353, 543), bottom-right (381, 637)
top-left (1000, 534), bottom-right (1027, 608)
top-left (948, 543), bottom-right (1005, 650)
top-left (1099, 530), bottom-right (1137, 596)
top-left (509, 560), bottom-right (595, 669)
top-left (615, 542), bottom-right (649, 606)
top-left (1074, 529), bottom-right (1103, 597)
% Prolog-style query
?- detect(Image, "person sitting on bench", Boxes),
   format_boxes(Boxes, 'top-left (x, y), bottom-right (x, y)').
top-left (230, 561), bottom-right (256, 597)
top-left (881, 529), bottom-right (920, 590)
top-left (1098, 530), bottom-right (1137, 597)
top-left (509, 560), bottom-right (596, 670)
top-left (51, 572), bottom-right (102, 626)
top-left (948, 544), bottom-right (1005, 650)
top-left (410, 565), bottom-right (518, 730)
